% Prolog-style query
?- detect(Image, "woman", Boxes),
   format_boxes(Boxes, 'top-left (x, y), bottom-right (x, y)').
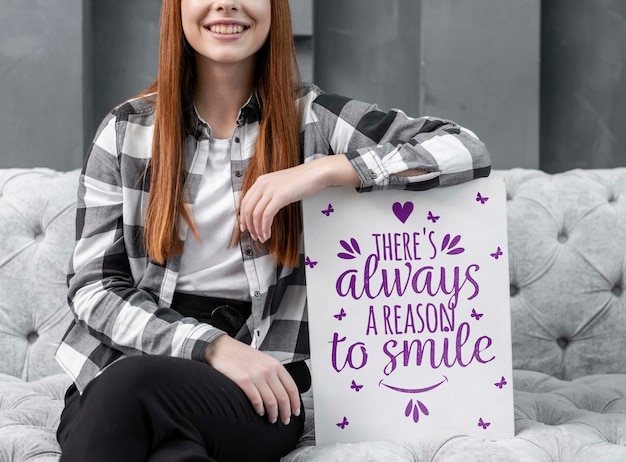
top-left (55, 0), bottom-right (491, 460)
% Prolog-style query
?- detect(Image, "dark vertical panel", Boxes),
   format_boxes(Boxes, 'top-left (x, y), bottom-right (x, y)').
top-left (90, 0), bottom-right (161, 138)
top-left (83, 0), bottom-right (93, 156)
top-left (541, 0), bottom-right (626, 172)
top-left (290, 0), bottom-right (314, 82)
top-left (314, 0), bottom-right (422, 116)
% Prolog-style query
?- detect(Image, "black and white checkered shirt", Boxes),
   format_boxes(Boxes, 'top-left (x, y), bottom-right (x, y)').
top-left (55, 84), bottom-right (491, 392)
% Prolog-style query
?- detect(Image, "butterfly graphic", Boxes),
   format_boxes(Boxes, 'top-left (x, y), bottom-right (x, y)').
top-left (476, 192), bottom-right (489, 204)
top-left (334, 308), bottom-right (346, 321)
top-left (350, 380), bottom-right (363, 392)
top-left (427, 211), bottom-right (440, 223)
top-left (336, 417), bottom-right (349, 429)
top-left (478, 417), bottom-right (491, 429)
top-left (471, 308), bottom-right (483, 320)
top-left (321, 204), bottom-right (334, 216)
top-left (495, 376), bottom-right (507, 389)
top-left (305, 256), bottom-right (318, 268)
top-left (490, 247), bottom-right (503, 260)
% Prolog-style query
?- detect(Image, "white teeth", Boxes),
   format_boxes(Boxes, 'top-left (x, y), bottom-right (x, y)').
top-left (209, 24), bottom-right (245, 35)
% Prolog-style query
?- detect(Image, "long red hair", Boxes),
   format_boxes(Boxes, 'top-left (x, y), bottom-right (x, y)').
top-left (141, 0), bottom-right (302, 267)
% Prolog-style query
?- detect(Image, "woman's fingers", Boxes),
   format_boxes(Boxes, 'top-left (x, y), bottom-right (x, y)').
top-left (253, 369), bottom-right (299, 424)
top-left (240, 379), bottom-right (266, 417)
top-left (239, 168), bottom-right (315, 242)
top-left (239, 155), bottom-right (361, 242)
top-left (278, 366), bottom-right (301, 418)
top-left (239, 180), bottom-right (278, 242)
top-left (255, 380), bottom-right (279, 423)
top-left (204, 335), bottom-right (300, 425)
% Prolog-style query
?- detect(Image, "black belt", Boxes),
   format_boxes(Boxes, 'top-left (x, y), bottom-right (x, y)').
top-left (171, 292), bottom-right (252, 336)
top-left (171, 292), bottom-right (311, 393)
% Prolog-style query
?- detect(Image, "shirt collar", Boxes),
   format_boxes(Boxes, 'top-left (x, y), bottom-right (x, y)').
top-left (187, 93), bottom-right (262, 140)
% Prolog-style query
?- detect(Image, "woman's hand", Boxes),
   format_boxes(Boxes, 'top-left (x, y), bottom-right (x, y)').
top-left (239, 154), bottom-right (360, 242)
top-left (204, 335), bottom-right (300, 425)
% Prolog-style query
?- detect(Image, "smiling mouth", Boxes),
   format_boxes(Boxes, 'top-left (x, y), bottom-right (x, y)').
top-left (206, 24), bottom-right (248, 35)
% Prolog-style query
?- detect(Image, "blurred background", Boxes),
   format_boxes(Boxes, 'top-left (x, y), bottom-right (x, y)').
top-left (0, 0), bottom-right (624, 172)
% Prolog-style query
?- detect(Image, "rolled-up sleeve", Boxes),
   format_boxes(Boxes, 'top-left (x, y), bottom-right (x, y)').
top-left (310, 93), bottom-right (491, 191)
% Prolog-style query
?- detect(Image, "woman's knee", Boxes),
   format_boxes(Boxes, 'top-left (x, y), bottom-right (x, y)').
top-left (80, 356), bottom-right (184, 412)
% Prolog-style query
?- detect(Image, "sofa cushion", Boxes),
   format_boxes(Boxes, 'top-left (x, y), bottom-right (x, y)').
top-left (284, 370), bottom-right (626, 461)
top-left (0, 169), bottom-right (79, 381)
top-left (0, 373), bottom-right (70, 462)
top-left (498, 168), bottom-right (626, 380)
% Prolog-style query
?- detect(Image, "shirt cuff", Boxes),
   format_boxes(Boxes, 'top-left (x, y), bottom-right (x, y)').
top-left (180, 324), bottom-right (228, 362)
top-left (345, 148), bottom-right (389, 188)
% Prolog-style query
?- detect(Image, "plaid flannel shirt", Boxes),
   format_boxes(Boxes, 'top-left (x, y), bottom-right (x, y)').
top-left (55, 84), bottom-right (491, 392)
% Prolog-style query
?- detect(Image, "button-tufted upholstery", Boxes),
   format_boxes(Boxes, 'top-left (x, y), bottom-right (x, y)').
top-left (0, 167), bottom-right (624, 461)
top-left (0, 169), bottom-right (76, 462)
top-left (504, 169), bottom-right (626, 380)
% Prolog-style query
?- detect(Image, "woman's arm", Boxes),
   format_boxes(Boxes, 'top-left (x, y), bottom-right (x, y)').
top-left (68, 111), bottom-right (222, 361)
top-left (239, 91), bottom-right (490, 242)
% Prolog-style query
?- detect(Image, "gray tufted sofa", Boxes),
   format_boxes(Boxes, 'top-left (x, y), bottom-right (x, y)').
top-left (1, 167), bottom-right (625, 462)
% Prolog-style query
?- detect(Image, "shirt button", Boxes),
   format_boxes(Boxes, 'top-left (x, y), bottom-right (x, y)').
top-left (254, 291), bottom-right (261, 297)
top-left (235, 170), bottom-right (243, 177)
top-left (245, 248), bottom-right (253, 257)
top-left (234, 137), bottom-right (241, 143)
top-left (370, 170), bottom-right (378, 179)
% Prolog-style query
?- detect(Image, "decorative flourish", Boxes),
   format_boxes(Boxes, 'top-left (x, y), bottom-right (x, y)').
top-left (490, 247), bottom-right (503, 260)
top-left (478, 417), bottom-right (491, 429)
top-left (333, 308), bottom-right (346, 321)
top-left (304, 256), bottom-right (318, 268)
top-left (337, 238), bottom-right (361, 260)
top-left (494, 376), bottom-right (507, 389)
top-left (392, 201), bottom-right (414, 224)
top-left (350, 380), bottom-right (363, 392)
top-left (405, 398), bottom-right (430, 423)
top-left (321, 203), bottom-right (334, 216)
top-left (336, 416), bottom-right (349, 429)
top-left (379, 376), bottom-right (448, 394)
top-left (441, 233), bottom-right (465, 255)
top-left (476, 192), bottom-right (489, 204)
top-left (379, 377), bottom-right (448, 424)
top-left (427, 211), bottom-right (440, 223)
top-left (470, 308), bottom-right (484, 320)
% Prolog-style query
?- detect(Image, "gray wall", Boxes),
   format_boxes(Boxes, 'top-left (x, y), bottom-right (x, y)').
top-left (541, 0), bottom-right (626, 172)
top-left (2, 1), bottom-right (625, 172)
top-left (314, 0), bottom-right (540, 171)
top-left (314, 0), bottom-right (422, 118)
top-left (420, 0), bottom-right (540, 170)
top-left (0, 0), bottom-right (85, 170)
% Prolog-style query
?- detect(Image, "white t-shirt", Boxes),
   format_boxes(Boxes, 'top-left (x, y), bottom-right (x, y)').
top-left (177, 138), bottom-right (251, 301)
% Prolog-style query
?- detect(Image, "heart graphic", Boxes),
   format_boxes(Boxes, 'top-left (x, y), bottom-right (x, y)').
top-left (392, 201), bottom-right (414, 224)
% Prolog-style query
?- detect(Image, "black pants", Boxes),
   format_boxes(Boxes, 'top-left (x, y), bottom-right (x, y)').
top-left (57, 355), bottom-right (305, 462)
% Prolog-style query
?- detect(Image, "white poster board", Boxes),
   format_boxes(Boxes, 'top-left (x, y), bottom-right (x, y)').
top-left (302, 178), bottom-right (514, 446)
